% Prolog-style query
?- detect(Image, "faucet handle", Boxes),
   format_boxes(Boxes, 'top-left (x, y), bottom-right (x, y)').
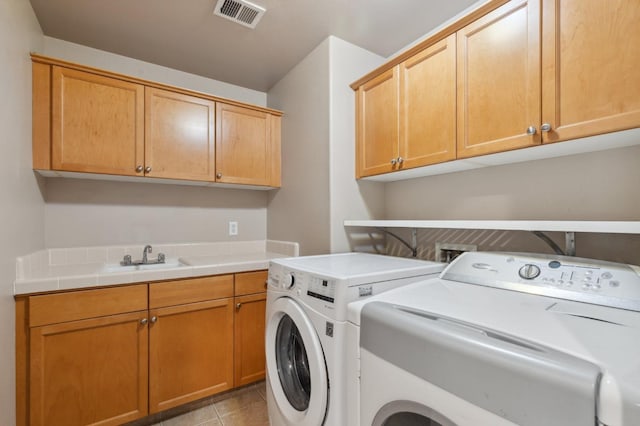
top-left (121, 254), bottom-right (132, 266)
top-left (157, 253), bottom-right (166, 263)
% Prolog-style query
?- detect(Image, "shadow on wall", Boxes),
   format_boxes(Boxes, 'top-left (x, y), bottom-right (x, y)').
top-left (43, 177), bottom-right (268, 209)
top-left (347, 227), bottom-right (640, 266)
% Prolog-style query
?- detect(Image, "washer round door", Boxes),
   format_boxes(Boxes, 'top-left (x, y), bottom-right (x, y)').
top-left (266, 297), bottom-right (328, 425)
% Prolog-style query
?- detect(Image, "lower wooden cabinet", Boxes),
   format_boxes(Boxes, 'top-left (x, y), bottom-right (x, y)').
top-left (30, 311), bottom-right (149, 426)
top-left (16, 270), bottom-right (268, 426)
top-left (148, 276), bottom-right (235, 413)
top-left (234, 271), bottom-right (268, 387)
top-left (25, 285), bottom-right (149, 426)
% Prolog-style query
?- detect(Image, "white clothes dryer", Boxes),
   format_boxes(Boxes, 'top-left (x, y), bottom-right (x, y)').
top-left (265, 252), bottom-right (445, 426)
top-left (350, 252), bottom-right (640, 426)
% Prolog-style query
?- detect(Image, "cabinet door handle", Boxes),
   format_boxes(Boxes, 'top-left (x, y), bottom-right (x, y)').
top-left (150, 316), bottom-right (158, 323)
top-left (526, 126), bottom-right (537, 135)
top-left (236, 303), bottom-right (242, 309)
top-left (136, 165), bottom-right (143, 173)
top-left (216, 172), bottom-right (223, 179)
top-left (264, 280), bottom-right (268, 289)
top-left (540, 123), bottom-right (552, 132)
top-left (390, 158), bottom-right (397, 165)
top-left (140, 318), bottom-right (148, 325)
top-left (397, 157), bottom-right (404, 164)
top-left (144, 166), bottom-right (152, 173)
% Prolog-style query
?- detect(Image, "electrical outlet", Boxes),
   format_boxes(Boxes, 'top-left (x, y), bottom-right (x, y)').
top-left (435, 242), bottom-right (477, 263)
top-left (228, 221), bottom-right (238, 236)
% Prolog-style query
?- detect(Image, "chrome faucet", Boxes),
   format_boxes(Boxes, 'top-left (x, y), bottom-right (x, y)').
top-left (119, 245), bottom-right (166, 266)
top-left (142, 245), bottom-right (153, 264)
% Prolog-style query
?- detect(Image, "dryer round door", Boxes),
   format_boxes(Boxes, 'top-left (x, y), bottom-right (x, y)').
top-left (266, 297), bottom-right (328, 425)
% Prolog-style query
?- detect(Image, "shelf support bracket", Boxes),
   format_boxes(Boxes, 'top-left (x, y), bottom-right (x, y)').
top-left (376, 227), bottom-right (418, 258)
top-left (565, 232), bottom-right (576, 256)
top-left (532, 231), bottom-right (577, 256)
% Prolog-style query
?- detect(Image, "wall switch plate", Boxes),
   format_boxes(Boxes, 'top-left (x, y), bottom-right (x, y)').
top-left (228, 221), bottom-right (238, 236)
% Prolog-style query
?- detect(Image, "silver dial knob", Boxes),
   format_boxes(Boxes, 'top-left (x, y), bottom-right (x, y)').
top-left (526, 126), bottom-right (537, 135)
top-left (284, 273), bottom-right (295, 289)
top-left (540, 123), bottom-right (552, 132)
top-left (144, 166), bottom-right (152, 173)
top-left (136, 165), bottom-right (143, 173)
top-left (519, 264), bottom-right (541, 280)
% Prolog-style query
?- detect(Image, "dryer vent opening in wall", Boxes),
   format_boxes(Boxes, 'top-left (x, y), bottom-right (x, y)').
top-left (214, 0), bottom-right (266, 29)
top-left (435, 242), bottom-right (477, 263)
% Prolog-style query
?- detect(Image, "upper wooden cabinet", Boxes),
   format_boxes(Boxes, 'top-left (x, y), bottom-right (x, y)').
top-left (356, 68), bottom-right (399, 178)
top-left (356, 35), bottom-right (457, 178)
top-left (50, 66), bottom-right (145, 175)
top-left (457, 0), bottom-right (541, 158)
top-left (145, 87), bottom-right (216, 181)
top-left (32, 55), bottom-right (282, 188)
top-left (351, 0), bottom-right (640, 179)
top-left (400, 34), bottom-right (457, 168)
top-left (541, 0), bottom-right (640, 143)
top-left (216, 103), bottom-right (281, 186)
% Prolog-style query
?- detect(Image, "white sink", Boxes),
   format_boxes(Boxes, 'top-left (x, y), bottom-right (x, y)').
top-left (101, 259), bottom-right (187, 273)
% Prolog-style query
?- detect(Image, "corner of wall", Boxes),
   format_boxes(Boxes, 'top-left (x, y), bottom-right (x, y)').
top-left (327, 37), bottom-right (386, 253)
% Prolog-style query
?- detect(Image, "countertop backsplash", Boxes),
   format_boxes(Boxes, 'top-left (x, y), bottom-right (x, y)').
top-left (15, 240), bottom-right (299, 295)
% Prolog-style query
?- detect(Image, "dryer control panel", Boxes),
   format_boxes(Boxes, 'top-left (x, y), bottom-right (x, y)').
top-left (442, 252), bottom-right (640, 312)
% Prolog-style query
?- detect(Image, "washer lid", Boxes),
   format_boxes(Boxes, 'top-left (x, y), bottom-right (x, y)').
top-left (354, 277), bottom-right (640, 426)
top-left (271, 252), bottom-right (444, 283)
top-left (361, 301), bottom-right (601, 426)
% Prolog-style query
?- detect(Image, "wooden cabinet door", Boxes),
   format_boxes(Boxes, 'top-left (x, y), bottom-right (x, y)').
top-left (51, 66), bottom-right (144, 175)
top-left (215, 103), bottom-right (278, 186)
top-left (399, 34), bottom-right (457, 169)
top-left (149, 298), bottom-right (234, 413)
top-left (356, 67), bottom-right (400, 178)
top-left (234, 292), bottom-right (267, 386)
top-left (29, 311), bottom-right (148, 426)
top-left (145, 87), bottom-right (216, 181)
top-left (457, 0), bottom-right (541, 158)
top-left (541, 0), bottom-right (640, 143)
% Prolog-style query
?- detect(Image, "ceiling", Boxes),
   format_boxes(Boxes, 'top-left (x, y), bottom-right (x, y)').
top-left (29, 0), bottom-right (479, 92)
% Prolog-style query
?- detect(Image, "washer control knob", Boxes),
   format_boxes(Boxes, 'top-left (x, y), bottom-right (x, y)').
top-left (284, 273), bottom-right (295, 289)
top-left (519, 264), bottom-right (541, 280)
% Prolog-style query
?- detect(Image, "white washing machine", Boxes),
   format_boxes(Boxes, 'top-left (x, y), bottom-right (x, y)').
top-left (349, 251), bottom-right (640, 426)
top-left (265, 252), bottom-right (445, 426)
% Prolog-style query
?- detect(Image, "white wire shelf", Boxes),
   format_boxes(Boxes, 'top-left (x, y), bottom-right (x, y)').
top-left (344, 220), bottom-right (640, 234)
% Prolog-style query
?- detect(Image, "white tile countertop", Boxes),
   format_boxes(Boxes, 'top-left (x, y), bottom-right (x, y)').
top-left (14, 240), bottom-right (299, 295)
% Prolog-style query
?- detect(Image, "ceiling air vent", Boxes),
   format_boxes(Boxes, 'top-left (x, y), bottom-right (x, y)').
top-left (214, 0), bottom-right (266, 29)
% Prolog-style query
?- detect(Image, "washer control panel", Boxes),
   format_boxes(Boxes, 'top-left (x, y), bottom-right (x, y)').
top-left (267, 262), bottom-right (336, 303)
top-left (442, 252), bottom-right (640, 312)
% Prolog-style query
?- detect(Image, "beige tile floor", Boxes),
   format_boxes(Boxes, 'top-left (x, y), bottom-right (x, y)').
top-left (126, 381), bottom-right (269, 426)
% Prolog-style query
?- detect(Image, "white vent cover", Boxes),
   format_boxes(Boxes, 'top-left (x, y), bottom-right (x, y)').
top-left (214, 0), bottom-right (266, 29)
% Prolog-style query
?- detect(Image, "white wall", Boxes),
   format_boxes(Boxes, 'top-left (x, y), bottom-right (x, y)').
top-left (42, 37), bottom-right (267, 106)
top-left (267, 39), bottom-right (332, 255)
top-left (44, 179), bottom-right (267, 247)
top-left (36, 38), bottom-right (271, 248)
top-left (328, 37), bottom-right (386, 252)
top-left (267, 37), bottom-right (386, 255)
top-left (0, 0), bottom-right (44, 423)
top-left (384, 145), bottom-right (640, 264)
